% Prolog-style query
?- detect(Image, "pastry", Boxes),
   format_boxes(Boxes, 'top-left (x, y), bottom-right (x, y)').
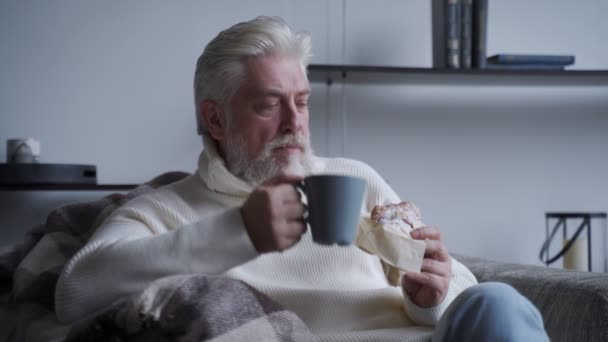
top-left (371, 201), bottom-right (424, 233)
top-left (355, 201), bottom-right (426, 286)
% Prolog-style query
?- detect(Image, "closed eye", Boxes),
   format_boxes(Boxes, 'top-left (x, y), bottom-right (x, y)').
top-left (296, 95), bottom-right (310, 110)
top-left (253, 102), bottom-right (280, 116)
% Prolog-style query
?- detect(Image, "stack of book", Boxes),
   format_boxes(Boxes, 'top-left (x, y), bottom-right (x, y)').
top-left (433, 0), bottom-right (576, 71)
top-left (485, 54), bottom-right (575, 70)
top-left (433, 0), bottom-right (487, 69)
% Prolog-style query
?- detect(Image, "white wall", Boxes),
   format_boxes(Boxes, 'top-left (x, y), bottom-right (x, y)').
top-left (342, 83), bottom-right (608, 266)
top-left (330, 0), bottom-right (608, 267)
top-left (1, 1), bottom-right (607, 269)
top-left (0, 0), bottom-right (335, 245)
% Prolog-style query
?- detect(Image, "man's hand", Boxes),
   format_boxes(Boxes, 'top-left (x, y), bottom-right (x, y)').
top-left (241, 174), bottom-right (307, 253)
top-left (402, 225), bottom-right (452, 308)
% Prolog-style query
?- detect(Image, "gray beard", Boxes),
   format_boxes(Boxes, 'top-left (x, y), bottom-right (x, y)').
top-left (224, 132), bottom-right (314, 186)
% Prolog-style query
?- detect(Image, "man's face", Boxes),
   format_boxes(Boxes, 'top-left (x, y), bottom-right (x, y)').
top-left (221, 54), bottom-right (313, 184)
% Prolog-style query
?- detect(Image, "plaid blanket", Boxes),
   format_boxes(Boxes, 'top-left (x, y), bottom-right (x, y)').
top-left (0, 172), bottom-right (315, 342)
top-left (65, 274), bottom-right (314, 342)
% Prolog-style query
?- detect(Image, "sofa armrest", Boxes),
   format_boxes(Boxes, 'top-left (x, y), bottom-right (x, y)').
top-left (454, 253), bottom-right (608, 342)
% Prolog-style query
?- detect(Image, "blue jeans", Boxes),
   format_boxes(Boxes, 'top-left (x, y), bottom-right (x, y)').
top-left (433, 282), bottom-right (549, 341)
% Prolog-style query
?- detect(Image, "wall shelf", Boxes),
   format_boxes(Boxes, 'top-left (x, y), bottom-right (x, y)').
top-left (0, 184), bottom-right (139, 191)
top-left (307, 64), bottom-right (608, 86)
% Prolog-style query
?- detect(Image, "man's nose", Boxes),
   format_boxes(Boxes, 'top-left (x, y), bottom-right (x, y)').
top-left (280, 102), bottom-right (301, 134)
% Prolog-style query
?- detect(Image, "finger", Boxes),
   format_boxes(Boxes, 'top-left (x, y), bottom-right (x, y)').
top-left (420, 258), bottom-right (452, 277)
top-left (272, 184), bottom-right (301, 204)
top-left (410, 225), bottom-right (442, 241)
top-left (265, 173), bottom-right (304, 186)
top-left (422, 239), bottom-right (451, 262)
top-left (274, 221), bottom-right (307, 251)
top-left (403, 271), bottom-right (448, 292)
top-left (401, 274), bottom-right (421, 297)
top-left (284, 201), bottom-right (306, 220)
top-left (284, 221), bottom-right (307, 238)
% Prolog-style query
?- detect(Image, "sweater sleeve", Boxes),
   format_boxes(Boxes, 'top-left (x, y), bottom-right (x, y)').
top-left (402, 257), bottom-right (478, 326)
top-left (55, 206), bottom-right (259, 324)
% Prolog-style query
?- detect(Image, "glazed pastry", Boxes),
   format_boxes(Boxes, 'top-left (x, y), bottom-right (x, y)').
top-left (356, 201), bottom-right (426, 286)
top-left (371, 201), bottom-right (424, 232)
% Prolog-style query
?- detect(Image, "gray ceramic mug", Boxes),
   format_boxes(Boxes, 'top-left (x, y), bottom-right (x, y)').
top-left (296, 175), bottom-right (366, 245)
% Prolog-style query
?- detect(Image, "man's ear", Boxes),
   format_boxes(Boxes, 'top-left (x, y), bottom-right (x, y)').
top-left (200, 100), bottom-right (227, 141)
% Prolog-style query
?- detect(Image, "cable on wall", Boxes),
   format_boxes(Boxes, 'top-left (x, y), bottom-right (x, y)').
top-left (341, 0), bottom-right (347, 157)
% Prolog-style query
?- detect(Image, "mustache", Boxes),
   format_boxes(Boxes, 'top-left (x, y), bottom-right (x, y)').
top-left (265, 133), bottom-right (308, 150)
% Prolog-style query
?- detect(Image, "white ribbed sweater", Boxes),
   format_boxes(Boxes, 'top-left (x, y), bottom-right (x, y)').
top-left (55, 142), bottom-right (477, 342)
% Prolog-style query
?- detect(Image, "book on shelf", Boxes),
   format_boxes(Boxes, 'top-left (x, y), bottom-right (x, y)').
top-left (487, 54), bottom-right (575, 66)
top-left (432, 0), bottom-right (487, 70)
top-left (460, 0), bottom-right (473, 69)
top-left (431, 0), bottom-right (446, 68)
top-left (472, 0), bottom-right (488, 68)
top-left (446, 0), bottom-right (462, 69)
top-left (485, 63), bottom-right (566, 70)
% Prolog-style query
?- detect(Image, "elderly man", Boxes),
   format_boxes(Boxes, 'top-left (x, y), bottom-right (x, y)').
top-left (56, 16), bottom-right (548, 341)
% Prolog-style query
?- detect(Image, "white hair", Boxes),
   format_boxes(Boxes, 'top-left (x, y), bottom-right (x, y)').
top-left (193, 16), bottom-right (312, 135)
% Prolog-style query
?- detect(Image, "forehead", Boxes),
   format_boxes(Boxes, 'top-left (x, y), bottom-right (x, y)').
top-left (240, 54), bottom-right (310, 96)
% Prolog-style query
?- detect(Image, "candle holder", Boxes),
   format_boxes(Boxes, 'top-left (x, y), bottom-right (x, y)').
top-left (540, 212), bottom-right (608, 272)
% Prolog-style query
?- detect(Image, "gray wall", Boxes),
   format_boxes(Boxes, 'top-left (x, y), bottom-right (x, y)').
top-left (1, 0), bottom-right (607, 268)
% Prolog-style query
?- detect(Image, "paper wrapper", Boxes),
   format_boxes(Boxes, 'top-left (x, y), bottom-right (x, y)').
top-left (355, 217), bottom-right (425, 286)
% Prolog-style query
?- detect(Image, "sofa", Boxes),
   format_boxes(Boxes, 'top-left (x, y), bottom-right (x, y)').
top-left (456, 253), bottom-right (608, 341)
top-left (1, 172), bottom-right (607, 341)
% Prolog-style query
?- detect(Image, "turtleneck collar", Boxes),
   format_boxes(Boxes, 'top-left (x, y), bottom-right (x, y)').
top-left (197, 134), bottom-right (254, 197)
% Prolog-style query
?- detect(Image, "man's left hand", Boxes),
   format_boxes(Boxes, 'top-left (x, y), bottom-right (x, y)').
top-left (402, 225), bottom-right (452, 308)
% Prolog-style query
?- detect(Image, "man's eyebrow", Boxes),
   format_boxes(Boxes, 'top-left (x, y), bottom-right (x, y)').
top-left (251, 89), bottom-right (311, 98)
top-left (296, 90), bottom-right (311, 97)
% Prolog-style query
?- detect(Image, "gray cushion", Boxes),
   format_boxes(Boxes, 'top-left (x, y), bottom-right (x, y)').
top-left (455, 253), bottom-right (608, 342)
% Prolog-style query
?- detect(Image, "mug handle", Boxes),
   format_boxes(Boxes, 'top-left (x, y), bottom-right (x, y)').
top-left (293, 182), bottom-right (310, 222)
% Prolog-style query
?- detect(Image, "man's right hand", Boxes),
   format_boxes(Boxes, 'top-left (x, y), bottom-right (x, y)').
top-left (241, 174), bottom-right (307, 253)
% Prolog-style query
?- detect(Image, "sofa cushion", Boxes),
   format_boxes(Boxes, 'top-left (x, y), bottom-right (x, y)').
top-left (455, 253), bottom-right (608, 342)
